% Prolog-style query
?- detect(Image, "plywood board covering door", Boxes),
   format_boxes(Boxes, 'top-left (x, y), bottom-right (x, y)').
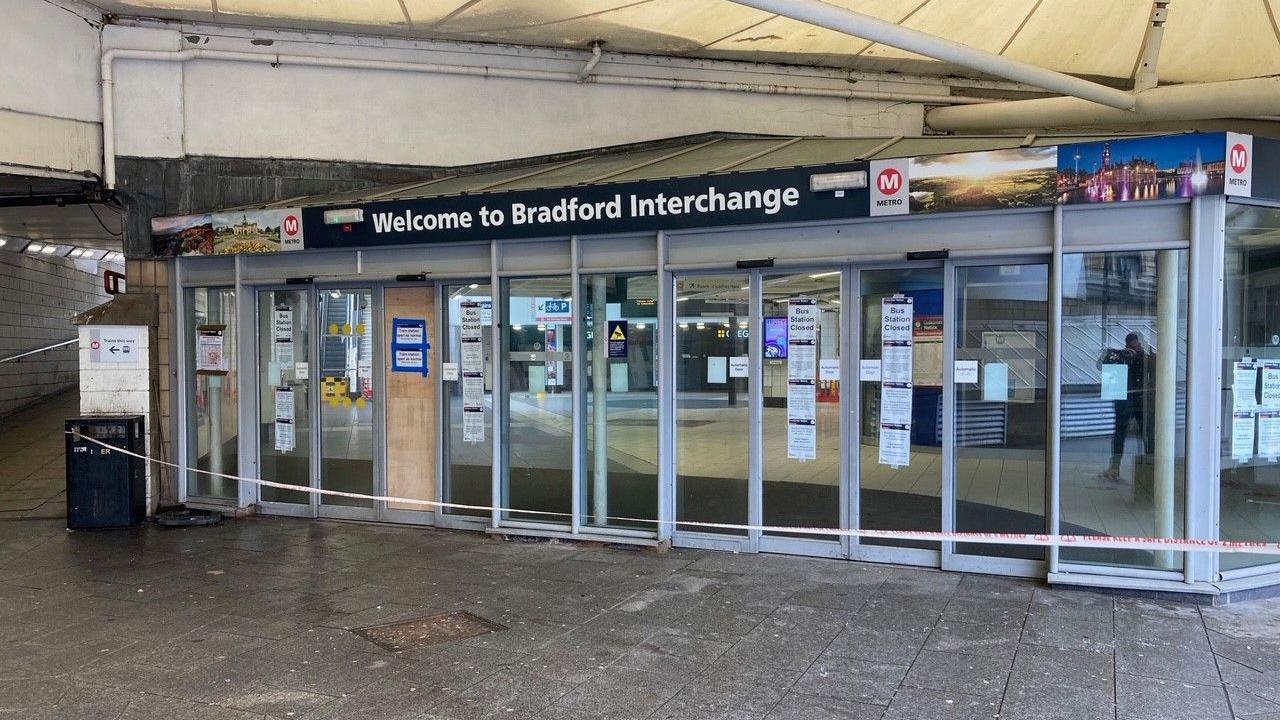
top-left (384, 286), bottom-right (437, 512)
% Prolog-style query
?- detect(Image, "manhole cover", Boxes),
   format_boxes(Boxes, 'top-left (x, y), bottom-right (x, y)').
top-left (352, 611), bottom-right (505, 651)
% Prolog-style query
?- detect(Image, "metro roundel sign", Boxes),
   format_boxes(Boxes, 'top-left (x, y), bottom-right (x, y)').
top-left (283, 215), bottom-right (300, 236)
top-left (1230, 143), bottom-right (1249, 174)
top-left (877, 167), bottom-right (903, 195)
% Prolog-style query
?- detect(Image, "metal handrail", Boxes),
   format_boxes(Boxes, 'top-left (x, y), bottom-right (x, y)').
top-left (0, 339), bottom-right (77, 364)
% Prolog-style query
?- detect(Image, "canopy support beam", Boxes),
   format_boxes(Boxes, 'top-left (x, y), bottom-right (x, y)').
top-left (724, 0), bottom-right (1136, 110)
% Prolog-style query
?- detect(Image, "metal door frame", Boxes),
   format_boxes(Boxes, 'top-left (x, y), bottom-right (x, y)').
top-left (941, 255), bottom-right (1052, 579)
top-left (253, 284), bottom-right (319, 519)
top-left (313, 281), bottom-right (382, 522)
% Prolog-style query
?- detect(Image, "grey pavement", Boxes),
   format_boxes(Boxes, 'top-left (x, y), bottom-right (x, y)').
top-left (1, 516), bottom-right (1279, 719)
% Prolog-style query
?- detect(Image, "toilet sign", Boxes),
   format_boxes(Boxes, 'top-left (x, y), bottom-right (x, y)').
top-left (869, 158), bottom-right (910, 216)
top-left (1226, 132), bottom-right (1253, 197)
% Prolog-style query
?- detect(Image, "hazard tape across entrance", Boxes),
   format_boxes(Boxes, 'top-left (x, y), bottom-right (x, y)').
top-left (67, 430), bottom-right (1280, 555)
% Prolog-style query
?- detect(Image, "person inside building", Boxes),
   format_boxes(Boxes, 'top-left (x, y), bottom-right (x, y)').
top-left (1098, 331), bottom-right (1152, 483)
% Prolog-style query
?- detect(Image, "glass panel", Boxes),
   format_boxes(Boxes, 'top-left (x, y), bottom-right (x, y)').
top-left (761, 271), bottom-right (841, 539)
top-left (443, 283), bottom-right (494, 518)
top-left (502, 278), bottom-right (574, 523)
top-left (676, 274), bottom-right (750, 535)
top-left (954, 264), bottom-right (1049, 559)
top-left (1059, 250), bottom-right (1187, 571)
top-left (1222, 204), bottom-right (1280, 571)
top-left (257, 289), bottom-right (311, 504)
top-left (318, 289), bottom-right (375, 508)
top-left (859, 268), bottom-right (944, 550)
top-left (186, 287), bottom-right (238, 500)
top-left (581, 273), bottom-right (659, 531)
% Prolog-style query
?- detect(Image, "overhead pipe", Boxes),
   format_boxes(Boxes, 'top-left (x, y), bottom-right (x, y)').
top-left (725, 0), bottom-right (1136, 111)
top-left (928, 75), bottom-right (1280, 131)
top-left (100, 46), bottom-right (990, 189)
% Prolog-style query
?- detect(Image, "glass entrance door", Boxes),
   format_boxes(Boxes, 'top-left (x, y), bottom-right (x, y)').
top-left (761, 270), bottom-right (843, 546)
top-left (857, 267), bottom-right (945, 561)
top-left (950, 262), bottom-right (1049, 569)
top-left (317, 287), bottom-right (377, 516)
top-left (257, 289), bottom-right (312, 508)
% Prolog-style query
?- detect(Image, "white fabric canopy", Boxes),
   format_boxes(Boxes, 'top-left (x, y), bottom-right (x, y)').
top-left (94, 0), bottom-right (1280, 85)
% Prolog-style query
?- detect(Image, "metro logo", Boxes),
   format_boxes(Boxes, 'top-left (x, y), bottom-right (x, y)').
top-left (283, 215), bottom-right (300, 236)
top-left (1231, 143), bottom-right (1249, 175)
top-left (877, 168), bottom-right (903, 195)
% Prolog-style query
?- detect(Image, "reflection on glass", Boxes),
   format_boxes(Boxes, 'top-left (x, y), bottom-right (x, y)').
top-left (444, 283), bottom-right (494, 518)
top-left (762, 271), bottom-right (841, 538)
top-left (1222, 205), bottom-right (1280, 571)
top-left (258, 290), bottom-right (311, 504)
top-left (502, 277), bottom-right (574, 523)
top-left (187, 287), bottom-right (238, 500)
top-left (954, 264), bottom-right (1048, 560)
top-left (859, 268), bottom-right (944, 549)
top-left (676, 274), bottom-right (749, 535)
top-left (1059, 251), bottom-right (1186, 570)
top-left (318, 289), bottom-right (375, 508)
top-left (582, 273), bottom-right (659, 531)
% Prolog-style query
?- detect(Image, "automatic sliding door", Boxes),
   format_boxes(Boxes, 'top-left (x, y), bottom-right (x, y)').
top-left (952, 263), bottom-right (1049, 561)
top-left (257, 289), bottom-right (312, 506)
top-left (675, 275), bottom-right (750, 535)
top-left (858, 268), bottom-right (944, 551)
top-left (761, 270), bottom-right (842, 540)
top-left (318, 288), bottom-right (376, 511)
top-left (502, 278), bottom-right (574, 524)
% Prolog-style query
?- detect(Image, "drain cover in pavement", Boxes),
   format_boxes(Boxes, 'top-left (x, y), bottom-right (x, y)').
top-left (352, 611), bottom-right (506, 651)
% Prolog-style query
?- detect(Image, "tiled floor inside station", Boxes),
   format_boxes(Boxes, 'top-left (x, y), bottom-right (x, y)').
top-left (2, 514), bottom-right (1280, 720)
top-left (0, 391), bottom-right (75, 520)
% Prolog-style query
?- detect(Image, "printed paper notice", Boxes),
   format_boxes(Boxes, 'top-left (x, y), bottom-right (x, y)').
top-left (1261, 362), bottom-right (1280, 410)
top-left (860, 359), bottom-right (881, 382)
top-left (880, 384), bottom-right (913, 426)
top-left (878, 425), bottom-right (911, 468)
top-left (1260, 410), bottom-right (1280, 461)
top-left (1235, 361), bottom-right (1259, 411)
top-left (1100, 363), bottom-right (1127, 401)
top-left (395, 349), bottom-right (424, 370)
top-left (274, 385), bottom-right (295, 452)
top-left (1233, 411), bottom-right (1256, 462)
top-left (878, 295), bottom-right (914, 467)
top-left (462, 375), bottom-right (485, 408)
top-left (196, 327), bottom-right (228, 373)
top-left (442, 362), bottom-right (459, 381)
top-left (463, 408), bottom-right (485, 443)
top-left (294, 362), bottom-right (309, 380)
top-left (787, 419), bottom-right (816, 461)
top-left (982, 362), bottom-right (1009, 403)
top-left (272, 307), bottom-right (292, 342)
top-left (729, 356), bottom-right (749, 378)
top-left (274, 387), bottom-right (295, 422)
top-left (954, 360), bottom-right (979, 384)
top-left (274, 420), bottom-right (295, 453)
top-left (787, 299), bottom-right (818, 380)
top-left (395, 323), bottom-right (424, 345)
top-left (707, 356), bottom-right (728, 384)
top-left (819, 359), bottom-right (840, 381)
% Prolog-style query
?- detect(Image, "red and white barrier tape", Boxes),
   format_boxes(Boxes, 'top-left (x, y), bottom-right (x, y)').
top-left (67, 431), bottom-right (1280, 555)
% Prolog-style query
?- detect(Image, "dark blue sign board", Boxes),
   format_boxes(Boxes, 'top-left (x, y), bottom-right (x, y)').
top-left (302, 162), bottom-right (871, 249)
top-left (607, 320), bottom-right (628, 359)
top-left (390, 317), bottom-right (430, 376)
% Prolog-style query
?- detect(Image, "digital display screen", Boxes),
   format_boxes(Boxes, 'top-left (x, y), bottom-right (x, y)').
top-left (764, 317), bottom-right (788, 359)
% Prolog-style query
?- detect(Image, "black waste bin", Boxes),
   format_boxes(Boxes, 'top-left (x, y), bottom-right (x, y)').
top-left (65, 416), bottom-right (146, 530)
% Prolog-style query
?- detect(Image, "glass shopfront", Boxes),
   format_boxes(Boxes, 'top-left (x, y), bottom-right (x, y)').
top-left (172, 135), bottom-right (1278, 596)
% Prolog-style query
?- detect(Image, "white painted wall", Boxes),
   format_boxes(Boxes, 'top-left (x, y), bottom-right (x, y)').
top-left (79, 324), bottom-right (153, 511)
top-left (106, 22), bottom-right (929, 167)
top-left (0, 0), bottom-right (103, 176)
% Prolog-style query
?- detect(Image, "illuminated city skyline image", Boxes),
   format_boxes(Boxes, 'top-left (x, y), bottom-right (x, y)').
top-left (1058, 134), bottom-right (1226, 203)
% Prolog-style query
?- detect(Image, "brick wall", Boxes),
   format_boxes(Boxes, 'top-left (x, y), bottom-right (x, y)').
top-left (0, 252), bottom-right (112, 417)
